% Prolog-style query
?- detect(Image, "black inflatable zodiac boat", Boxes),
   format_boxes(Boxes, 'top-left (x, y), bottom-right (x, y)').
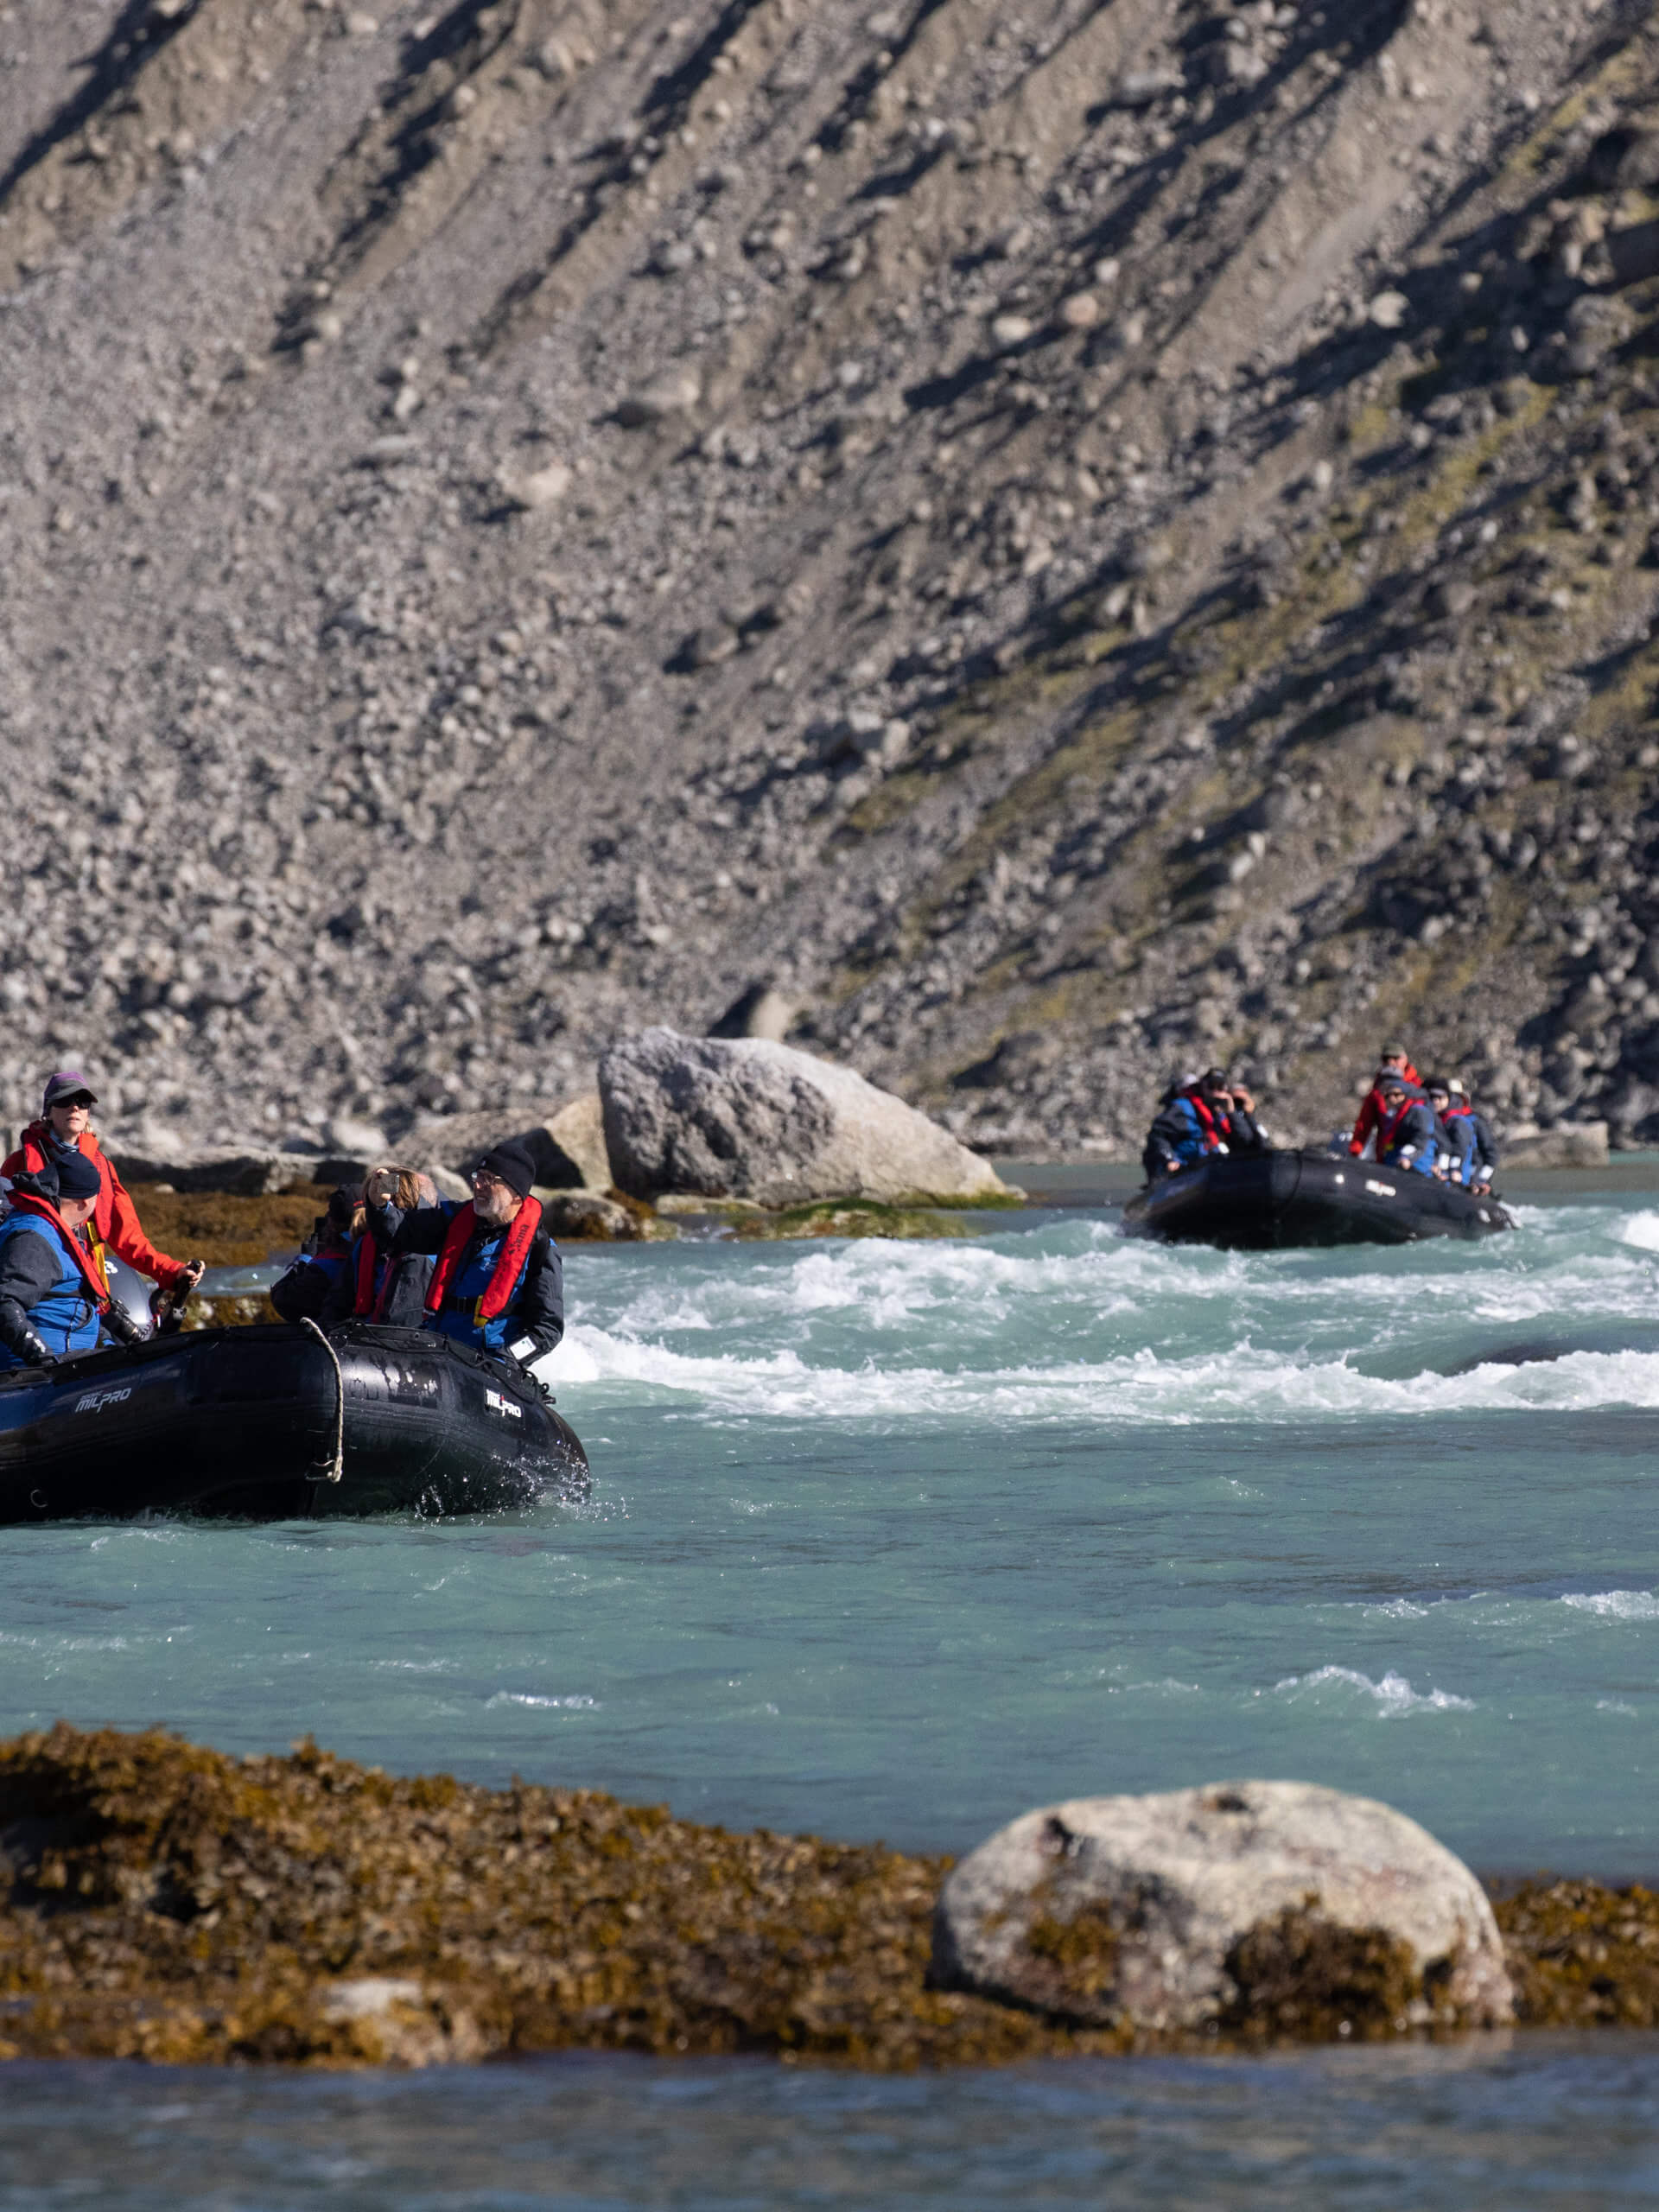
top-left (1122, 1149), bottom-right (1515, 1250)
top-left (0, 1321), bottom-right (588, 1523)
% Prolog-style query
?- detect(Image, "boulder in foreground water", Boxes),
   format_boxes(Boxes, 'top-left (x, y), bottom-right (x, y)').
top-left (599, 1027), bottom-right (1010, 1206)
top-left (931, 1781), bottom-right (1515, 2036)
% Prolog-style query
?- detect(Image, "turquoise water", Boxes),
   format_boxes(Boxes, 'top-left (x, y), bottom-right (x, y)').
top-left (3, 1189), bottom-right (1659, 2198)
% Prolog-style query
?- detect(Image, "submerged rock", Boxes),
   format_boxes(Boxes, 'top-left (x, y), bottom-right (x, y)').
top-left (599, 1028), bottom-right (1011, 1206)
top-left (931, 1781), bottom-right (1515, 2036)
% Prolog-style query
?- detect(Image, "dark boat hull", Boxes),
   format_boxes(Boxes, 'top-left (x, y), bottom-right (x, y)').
top-left (0, 1322), bottom-right (588, 1523)
top-left (1121, 1150), bottom-right (1515, 1250)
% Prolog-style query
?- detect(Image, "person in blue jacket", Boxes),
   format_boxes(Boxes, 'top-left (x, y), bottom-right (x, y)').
top-left (1373, 1075), bottom-right (1439, 1175)
top-left (372, 1141), bottom-right (563, 1370)
top-left (0, 1149), bottom-right (145, 1368)
top-left (1444, 1078), bottom-right (1498, 1192)
top-left (270, 1186), bottom-right (358, 1326)
top-left (1142, 1068), bottom-right (1267, 1179)
top-left (1425, 1079), bottom-right (1474, 1185)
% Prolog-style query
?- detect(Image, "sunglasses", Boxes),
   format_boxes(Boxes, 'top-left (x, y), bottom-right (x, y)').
top-left (53, 1096), bottom-right (93, 1110)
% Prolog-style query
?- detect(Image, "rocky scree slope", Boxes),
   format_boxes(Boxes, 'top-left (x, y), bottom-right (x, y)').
top-left (7, 0), bottom-right (1659, 1152)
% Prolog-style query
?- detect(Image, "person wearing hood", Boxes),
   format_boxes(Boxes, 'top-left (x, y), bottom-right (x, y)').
top-left (1424, 1078), bottom-right (1473, 1185)
top-left (0, 1149), bottom-right (148, 1369)
top-left (1373, 1074), bottom-right (1438, 1175)
top-left (1443, 1078), bottom-right (1498, 1192)
top-left (2, 1071), bottom-right (202, 1313)
top-left (370, 1141), bottom-right (563, 1369)
top-left (1348, 1048), bottom-right (1422, 1158)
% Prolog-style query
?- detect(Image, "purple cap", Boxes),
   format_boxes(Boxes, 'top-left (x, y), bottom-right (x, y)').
top-left (41, 1071), bottom-right (98, 1115)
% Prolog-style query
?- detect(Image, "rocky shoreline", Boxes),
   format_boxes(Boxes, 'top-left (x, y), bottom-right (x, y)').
top-left (0, 1727), bottom-right (1652, 2070)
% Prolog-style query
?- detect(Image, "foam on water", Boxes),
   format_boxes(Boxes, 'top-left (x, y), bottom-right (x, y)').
top-left (1269, 1667), bottom-right (1477, 1717)
top-left (1560, 1590), bottom-right (1659, 1620)
top-left (534, 1204), bottom-right (1659, 1425)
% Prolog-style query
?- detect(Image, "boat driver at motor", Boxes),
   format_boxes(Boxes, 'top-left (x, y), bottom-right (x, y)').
top-left (1142, 1068), bottom-right (1268, 1179)
top-left (0, 1149), bottom-right (148, 1370)
top-left (369, 1140), bottom-right (563, 1371)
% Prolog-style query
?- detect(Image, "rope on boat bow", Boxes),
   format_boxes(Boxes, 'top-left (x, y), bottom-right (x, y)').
top-left (299, 1318), bottom-right (345, 1483)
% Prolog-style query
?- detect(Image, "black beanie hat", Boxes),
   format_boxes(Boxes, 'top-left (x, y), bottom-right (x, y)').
top-left (477, 1141), bottom-right (537, 1199)
top-left (53, 1150), bottom-right (102, 1203)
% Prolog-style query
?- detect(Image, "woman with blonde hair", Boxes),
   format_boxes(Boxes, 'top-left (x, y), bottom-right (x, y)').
top-left (351, 1164), bottom-right (440, 1325)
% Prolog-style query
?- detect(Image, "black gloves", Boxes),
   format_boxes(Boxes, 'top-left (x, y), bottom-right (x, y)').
top-left (103, 1303), bottom-right (149, 1349)
top-left (5, 1309), bottom-right (50, 1362)
top-left (0, 1300), bottom-right (51, 1368)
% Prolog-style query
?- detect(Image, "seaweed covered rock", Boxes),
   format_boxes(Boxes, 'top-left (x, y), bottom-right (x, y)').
top-left (0, 1724), bottom-right (1092, 2070)
top-left (599, 1029), bottom-right (1009, 1207)
top-left (1496, 1879), bottom-right (1659, 2026)
top-left (931, 1781), bottom-right (1514, 2037)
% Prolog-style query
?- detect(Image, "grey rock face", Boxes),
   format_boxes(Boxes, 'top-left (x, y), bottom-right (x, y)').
top-left (932, 1781), bottom-right (1513, 2034)
top-left (1500, 1121), bottom-right (1609, 1167)
top-left (600, 1028), bottom-right (1007, 1205)
top-left (104, 1138), bottom-right (323, 1198)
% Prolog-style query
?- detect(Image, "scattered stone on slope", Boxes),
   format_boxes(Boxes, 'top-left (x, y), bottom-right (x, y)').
top-left (931, 1782), bottom-right (1515, 2037)
top-left (7, 0), bottom-right (1659, 1160)
top-left (599, 1029), bottom-right (1011, 1205)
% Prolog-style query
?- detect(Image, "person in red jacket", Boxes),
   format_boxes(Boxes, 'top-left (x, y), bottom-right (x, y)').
top-left (3, 1071), bottom-right (202, 1309)
top-left (1348, 1046), bottom-right (1422, 1157)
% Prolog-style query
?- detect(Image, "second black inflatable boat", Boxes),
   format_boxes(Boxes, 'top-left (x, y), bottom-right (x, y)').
top-left (1122, 1150), bottom-right (1515, 1249)
top-left (0, 1321), bottom-right (588, 1524)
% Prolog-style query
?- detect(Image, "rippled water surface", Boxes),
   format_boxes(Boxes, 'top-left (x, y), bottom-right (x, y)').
top-left (3, 1174), bottom-right (1659, 2200)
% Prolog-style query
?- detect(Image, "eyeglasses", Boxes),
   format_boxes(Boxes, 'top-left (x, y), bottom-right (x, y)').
top-left (471, 1168), bottom-right (506, 1187)
top-left (54, 1096), bottom-right (93, 1109)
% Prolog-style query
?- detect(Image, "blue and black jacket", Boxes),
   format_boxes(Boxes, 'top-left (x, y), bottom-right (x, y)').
top-left (0, 1207), bottom-right (105, 1367)
top-left (374, 1198), bottom-right (563, 1363)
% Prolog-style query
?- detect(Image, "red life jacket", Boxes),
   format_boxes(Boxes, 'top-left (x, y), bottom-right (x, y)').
top-left (1180, 1090), bottom-right (1227, 1151)
top-left (1375, 1098), bottom-right (1421, 1155)
top-left (8, 1192), bottom-right (111, 1307)
top-left (353, 1234), bottom-right (381, 1320)
top-left (424, 1198), bottom-right (543, 1324)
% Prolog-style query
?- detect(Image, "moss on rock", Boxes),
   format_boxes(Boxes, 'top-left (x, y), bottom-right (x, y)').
top-left (1496, 1879), bottom-right (1659, 2027)
top-left (0, 1728), bottom-right (1649, 2069)
top-left (126, 1185), bottom-right (333, 1269)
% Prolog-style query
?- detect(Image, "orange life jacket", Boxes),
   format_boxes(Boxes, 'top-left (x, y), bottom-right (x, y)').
top-left (7, 1192), bottom-right (110, 1307)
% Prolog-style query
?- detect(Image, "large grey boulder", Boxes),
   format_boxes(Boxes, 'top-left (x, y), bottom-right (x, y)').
top-left (932, 1781), bottom-right (1513, 2037)
top-left (599, 1028), bottom-right (1009, 1205)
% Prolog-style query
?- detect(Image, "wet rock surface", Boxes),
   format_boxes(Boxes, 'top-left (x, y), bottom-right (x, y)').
top-left (0, 1730), bottom-right (1650, 2070)
top-left (600, 1029), bottom-right (1010, 1205)
top-left (931, 1782), bottom-right (1516, 2036)
top-left (9, 3), bottom-right (1659, 1156)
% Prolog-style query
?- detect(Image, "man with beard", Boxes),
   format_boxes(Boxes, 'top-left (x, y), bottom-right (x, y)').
top-left (369, 1140), bottom-right (563, 1370)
